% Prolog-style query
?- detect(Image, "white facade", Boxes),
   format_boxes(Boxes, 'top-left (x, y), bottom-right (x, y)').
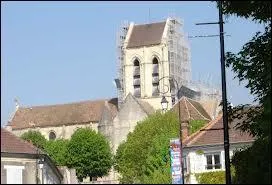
top-left (183, 142), bottom-right (252, 184)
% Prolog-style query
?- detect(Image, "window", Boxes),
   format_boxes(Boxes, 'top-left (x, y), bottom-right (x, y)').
top-left (205, 153), bottom-right (222, 170)
top-left (182, 157), bottom-right (187, 174)
top-left (4, 165), bottom-right (25, 184)
top-left (152, 58), bottom-right (159, 96)
top-left (49, 131), bottom-right (56, 140)
top-left (133, 59), bottom-right (141, 97)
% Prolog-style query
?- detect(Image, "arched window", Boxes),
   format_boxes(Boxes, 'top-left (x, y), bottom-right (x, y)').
top-left (49, 131), bottom-right (56, 140)
top-left (133, 59), bottom-right (141, 97)
top-left (152, 57), bottom-right (159, 96)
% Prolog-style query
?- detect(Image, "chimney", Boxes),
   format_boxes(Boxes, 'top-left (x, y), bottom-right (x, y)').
top-left (181, 120), bottom-right (189, 139)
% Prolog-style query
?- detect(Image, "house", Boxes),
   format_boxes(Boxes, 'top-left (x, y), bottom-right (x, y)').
top-left (182, 114), bottom-right (255, 184)
top-left (1, 128), bottom-right (63, 184)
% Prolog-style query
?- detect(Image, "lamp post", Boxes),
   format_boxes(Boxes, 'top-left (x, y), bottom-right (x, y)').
top-left (158, 76), bottom-right (185, 184)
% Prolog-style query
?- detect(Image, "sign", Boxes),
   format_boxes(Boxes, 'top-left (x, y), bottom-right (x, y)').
top-left (170, 138), bottom-right (183, 184)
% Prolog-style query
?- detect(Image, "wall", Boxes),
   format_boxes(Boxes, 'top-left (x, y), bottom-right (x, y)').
top-left (11, 122), bottom-right (99, 140)
top-left (1, 156), bottom-right (62, 184)
top-left (1, 157), bottom-right (37, 184)
top-left (112, 95), bottom-right (148, 153)
top-left (43, 162), bottom-right (61, 184)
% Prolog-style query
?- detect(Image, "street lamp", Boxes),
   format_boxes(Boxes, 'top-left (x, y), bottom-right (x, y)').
top-left (161, 96), bottom-right (169, 112)
top-left (158, 76), bottom-right (185, 184)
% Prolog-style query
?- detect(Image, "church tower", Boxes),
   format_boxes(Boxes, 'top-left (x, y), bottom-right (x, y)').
top-left (115, 17), bottom-right (191, 110)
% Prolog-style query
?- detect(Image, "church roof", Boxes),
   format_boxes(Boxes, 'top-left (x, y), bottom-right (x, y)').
top-left (172, 96), bottom-right (212, 121)
top-left (127, 21), bottom-right (166, 48)
top-left (8, 98), bottom-right (118, 130)
top-left (183, 114), bottom-right (255, 147)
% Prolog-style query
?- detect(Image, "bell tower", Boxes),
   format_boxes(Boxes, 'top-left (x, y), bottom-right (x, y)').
top-left (115, 17), bottom-right (192, 111)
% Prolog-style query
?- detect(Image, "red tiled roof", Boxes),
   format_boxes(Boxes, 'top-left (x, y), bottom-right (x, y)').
top-left (127, 22), bottom-right (166, 48)
top-left (1, 128), bottom-right (41, 154)
top-left (184, 114), bottom-right (255, 147)
top-left (172, 96), bottom-right (211, 121)
top-left (8, 98), bottom-right (118, 130)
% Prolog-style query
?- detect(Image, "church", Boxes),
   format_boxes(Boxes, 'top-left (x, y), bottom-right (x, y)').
top-left (5, 17), bottom-right (221, 183)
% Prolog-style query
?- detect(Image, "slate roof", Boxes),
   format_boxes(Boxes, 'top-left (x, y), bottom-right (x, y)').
top-left (172, 96), bottom-right (211, 121)
top-left (1, 128), bottom-right (41, 154)
top-left (8, 98), bottom-right (118, 130)
top-left (127, 21), bottom-right (166, 48)
top-left (183, 114), bottom-right (255, 147)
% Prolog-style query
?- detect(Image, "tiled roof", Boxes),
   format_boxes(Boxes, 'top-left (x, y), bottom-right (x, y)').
top-left (127, 21), bottom-right (166, 48)
top-left (184, 114), bottom-right (255, 147)
top-left (8, 98), bottom-right (118, 130)
top-left (1, 128), bottom-right (41, 154)
top-left (172, 96), bottom-right (211, 121)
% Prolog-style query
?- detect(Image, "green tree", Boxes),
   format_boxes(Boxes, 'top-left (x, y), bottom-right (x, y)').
top-left (21, 130), bottom-right (47, 149)
top-left (114, 111), bottom-right (179, 184)
top-left (44, 139), bottom-right (69, 166)
top-left (65, 128), bottom-right (113, 182)
top-left (217, 1), bottom-right (271, 183)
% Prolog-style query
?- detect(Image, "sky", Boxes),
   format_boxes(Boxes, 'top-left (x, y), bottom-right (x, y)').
top-left (1, 1), bottom-right (266, 126)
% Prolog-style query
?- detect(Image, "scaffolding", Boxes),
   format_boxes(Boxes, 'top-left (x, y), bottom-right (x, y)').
top-left (167, 17), bottom-right (192, 101)
top-left (116, 21), bottom-right (129, 108)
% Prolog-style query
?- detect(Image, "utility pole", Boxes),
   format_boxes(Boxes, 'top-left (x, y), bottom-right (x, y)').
top-left (192, 1), bottom-right (232, 184)
top-left (219, 1), bottom-right (231, 184)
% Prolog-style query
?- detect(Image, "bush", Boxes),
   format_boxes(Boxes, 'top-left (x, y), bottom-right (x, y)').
top-left (195, 166), bottom-right (235, 184)
top-left (21, 130), bottom-right (47, 149)
top-left (195, 171), bottom-right (225, 184)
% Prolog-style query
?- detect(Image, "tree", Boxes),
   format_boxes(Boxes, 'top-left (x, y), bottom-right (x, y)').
top-left (21, 130), bottom-right (47, 149)
top-left (216, 1), bottom-right (271, 183)
top-left (44, 139), bottom-right (69, 166)
top-left (65, 128), bottom-right (113, 182)
top-left (114, 111), bottom-right (179, 184)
